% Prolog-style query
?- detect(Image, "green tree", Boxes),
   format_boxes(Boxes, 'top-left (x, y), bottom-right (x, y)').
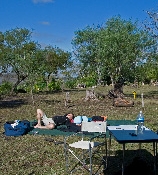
top-left (42, 46), bottom-right (72, 90)
top-left (1, 27), bottom-right (72, 97)
top-left (72, 25), bottom-right (100, 85)
top-left (143, 10), bottom-right (158, 82)
top-left (72, 16), bottom-right (155, 86)
top-left (2, 27), bottom-right (40, 93)
top-left (0, 32), bottom-right (6, 73)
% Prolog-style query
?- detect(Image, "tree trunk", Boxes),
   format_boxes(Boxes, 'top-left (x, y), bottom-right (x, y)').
top-left (108, 82), bottom-right (124, 99)
top-left (11, 75), bottom-right (27, 94)
top-left (46, 73), bottom-right (51, 91)
top-left (84, 89), bottom-right (98, 101)
top-left (110, 75), bottom-right (114, 87)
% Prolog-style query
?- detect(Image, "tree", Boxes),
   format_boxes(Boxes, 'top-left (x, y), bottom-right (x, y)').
top-left (72, 16), bottom-right (155, 86)
top-left (101, 17), bottom-right (155, 85)
top-left (42, 46), bottom-right (72, 90)
top-left (0, 32), bottom-right (6, 73)
top-left (0, 27), bottom-right (72, 96)
top-left (72, 25), bottom-right (101, 86)
top-left (2, 27), bottom-right (40, 93)
top-left (143, 10), bottom-right (158, 82)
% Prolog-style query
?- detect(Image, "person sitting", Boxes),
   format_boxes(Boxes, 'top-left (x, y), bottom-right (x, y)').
top-left (34, 108), bottom-right (74, 130)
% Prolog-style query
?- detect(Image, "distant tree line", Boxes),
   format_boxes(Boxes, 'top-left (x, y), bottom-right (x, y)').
top-left (0, 12), bottom-right (158, 96)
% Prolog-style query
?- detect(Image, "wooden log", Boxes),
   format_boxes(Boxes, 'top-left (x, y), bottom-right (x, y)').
top-left (113, 97), bottom-right (134, 107)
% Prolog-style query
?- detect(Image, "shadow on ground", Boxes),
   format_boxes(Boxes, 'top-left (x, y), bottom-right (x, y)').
top-left (0, 99), bottom-right (27, 108)
top-left (104, 149), bottom-right (155, 175)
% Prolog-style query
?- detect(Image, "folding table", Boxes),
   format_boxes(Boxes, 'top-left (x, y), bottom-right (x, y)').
top-left (107, 125), bottom-right (158, 175)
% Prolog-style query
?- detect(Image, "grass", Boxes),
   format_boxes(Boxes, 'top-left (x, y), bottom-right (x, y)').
top-left (0, 85), bottom-right (158, 175)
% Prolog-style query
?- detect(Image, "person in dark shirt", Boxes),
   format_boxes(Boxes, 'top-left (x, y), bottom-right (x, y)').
top-left (34, 109), bottom-right (74, 129)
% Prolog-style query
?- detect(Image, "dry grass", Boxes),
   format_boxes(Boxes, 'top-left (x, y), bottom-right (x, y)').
top-left (0, 85), bottom-right (158, 175)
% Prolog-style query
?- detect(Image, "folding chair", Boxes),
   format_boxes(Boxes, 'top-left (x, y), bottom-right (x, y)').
top-left (64, 121), bottom-right (107, 175)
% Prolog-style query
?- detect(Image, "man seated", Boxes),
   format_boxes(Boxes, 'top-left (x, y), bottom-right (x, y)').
top-left (34, 108), bottom-right (74, 130)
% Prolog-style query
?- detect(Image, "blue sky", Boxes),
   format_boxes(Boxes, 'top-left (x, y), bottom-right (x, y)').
top-left (0, 0), bottom-right (158, 52)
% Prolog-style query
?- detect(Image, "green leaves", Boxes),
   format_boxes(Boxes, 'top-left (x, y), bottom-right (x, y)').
top-left (0, 28), bottom-right (72, 94)
top-left (72, 16), bottom-right (155, 85)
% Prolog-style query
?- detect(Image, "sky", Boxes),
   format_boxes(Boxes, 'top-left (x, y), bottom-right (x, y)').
top-left (0, 0), bottom-right (158, 52)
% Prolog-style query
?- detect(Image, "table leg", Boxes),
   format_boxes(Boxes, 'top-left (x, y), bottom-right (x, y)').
top-left (105, 136), bottom-right (108, 169)
top-left (153, 142), bottom-right (157, 175)
top-left (156, 142), bottom-right (157, 171)
top-left (109, 134), bottom-right (111, 152)
top-left (122, 143), bottom-right (125, 175)
top-left (107, 133), bottom-right (112, 167)
top-left (138, 143), bottom-right (142, 155)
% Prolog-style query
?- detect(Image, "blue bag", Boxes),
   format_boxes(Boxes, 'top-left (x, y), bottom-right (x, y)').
top-left (4, 120), bottom-right (30, 136)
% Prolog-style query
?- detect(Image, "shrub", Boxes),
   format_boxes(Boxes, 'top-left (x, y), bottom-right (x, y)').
top-left (0, 81), bottom-right (12, 95)
top-left (48, 80), bottom-right (61, 91)
top-left (65, 79), bottom-right (76, 89)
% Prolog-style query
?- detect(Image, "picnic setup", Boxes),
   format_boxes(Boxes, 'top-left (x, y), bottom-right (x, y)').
top-left (3, 112), bottom-right (158, 175)
top-left (1, 80), bottom-right (158, 175)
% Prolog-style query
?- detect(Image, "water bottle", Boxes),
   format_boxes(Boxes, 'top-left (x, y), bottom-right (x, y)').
top-left (136, 111), bottom-right (144, 134)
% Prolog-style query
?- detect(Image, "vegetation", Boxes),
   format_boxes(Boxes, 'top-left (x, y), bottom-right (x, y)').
top-left (72, 16), bottom-right (156, 85)
top-left (0, 28), bottom-right (72, 95)
top-left (0, 10), bottom-right (158, 175)
top-left (0, 15), bottom-right (158, 97)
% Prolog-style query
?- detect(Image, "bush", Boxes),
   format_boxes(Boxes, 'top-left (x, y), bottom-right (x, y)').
top-left (77, 76), bottom-right (96, 87)
top-left (34, 81), bottom-right (47, 92)
top-left (48, 80), bottom-right (61, 91)
top-left (65, 79), bottom-right (76, 89)
top-left (0, 81), bottom-right (12, 95)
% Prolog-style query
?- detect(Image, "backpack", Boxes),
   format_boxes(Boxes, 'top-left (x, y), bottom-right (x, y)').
top-left (4, 120), bottom-right (31, 136)
top-left (92, 116), bottom-right (104, 121)
top-left (52, 115), bottom-right (71, 126)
